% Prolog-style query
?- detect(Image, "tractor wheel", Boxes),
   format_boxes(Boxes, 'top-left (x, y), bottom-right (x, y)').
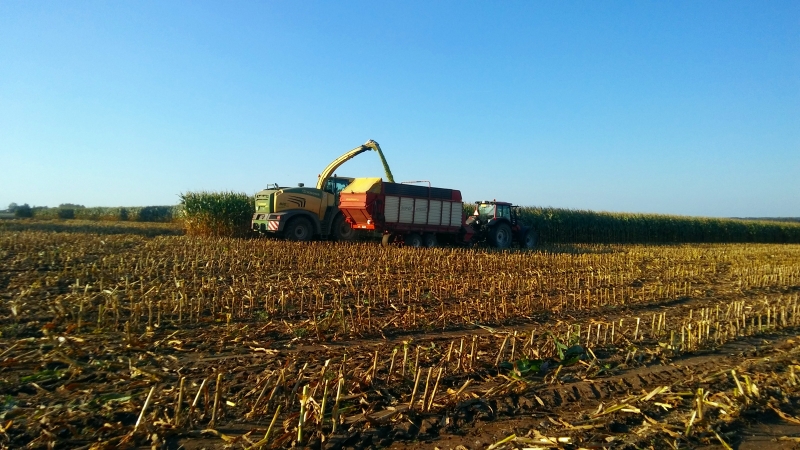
top-left (285, 217), bottom-right (313, 241)
top-left (520, 231), bottom-right (537, 249)
top-left (489, 223), bottom-right (512, 249)
top-left (423, 233), bottom-right (438, 248)
top-left (332, 214), bottom-right (355, 241)
top-left (405, 233), bottom-right (423, 248)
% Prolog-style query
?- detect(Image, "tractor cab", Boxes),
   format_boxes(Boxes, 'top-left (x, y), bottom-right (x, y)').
top-left (472, 201), bottom-right (516, 225)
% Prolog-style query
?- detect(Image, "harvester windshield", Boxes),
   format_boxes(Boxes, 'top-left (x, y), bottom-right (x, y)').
top-left (323, 177), bottom-right (353, 195)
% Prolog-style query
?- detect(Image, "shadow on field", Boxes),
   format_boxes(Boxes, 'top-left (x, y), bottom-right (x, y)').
top-left (0, 220), bottom-right (184, 237)
top-left (536, 244), bottom-right (621, 254)
top-left (537, 242), bottom-right (699, 254)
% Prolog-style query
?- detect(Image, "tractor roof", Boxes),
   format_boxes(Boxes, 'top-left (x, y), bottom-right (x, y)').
top-left (475, 200), bottom-right (513, 206)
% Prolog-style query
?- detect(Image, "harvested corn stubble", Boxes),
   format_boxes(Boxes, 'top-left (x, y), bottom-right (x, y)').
top-left (0, 222), bottom-right (799, 448)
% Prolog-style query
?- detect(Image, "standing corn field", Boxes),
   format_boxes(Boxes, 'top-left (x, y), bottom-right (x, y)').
top-left (180, 191), bottom-right (254, 237)
top-left (516, 206), bottom-right (800, 244)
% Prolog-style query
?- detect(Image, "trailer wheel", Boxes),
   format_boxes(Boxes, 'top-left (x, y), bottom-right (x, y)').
top-left (405, 233), bottom-right (423, 248)
top-left (381, 233), bottom-right (395, 247)
top-left (521, 231), bottom-right (536, 249)
top-left (489, 223), bottom-right (512, 249)
top-left (423, 233), bottom-right (438, 248)
top-left (285, 217), bottom-right (313, 241)
top-left (332, 214), bottom-right (355, 241)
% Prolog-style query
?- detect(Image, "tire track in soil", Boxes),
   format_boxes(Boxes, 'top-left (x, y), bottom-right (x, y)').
top-left (379, 330), bottom-right (800, 450)
top-left (281, 289), bottom-right (792, 354)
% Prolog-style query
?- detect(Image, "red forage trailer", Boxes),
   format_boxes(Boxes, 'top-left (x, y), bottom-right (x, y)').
top-left (338, 178), bottom-right (474, 247)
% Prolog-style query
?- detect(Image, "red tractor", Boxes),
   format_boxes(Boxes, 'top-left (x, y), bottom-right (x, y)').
top-left (467, 200), bottom-right (536, 249)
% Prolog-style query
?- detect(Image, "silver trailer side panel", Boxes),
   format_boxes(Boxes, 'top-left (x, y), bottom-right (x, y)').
top-left (450, 202), bottom-right (462, 226)
top-left (399, 197), bottom-right (414, 223)
top-left (385, 196), bottom-right (400, 223)
top-left (414, 199), bottom-right (428, 225)
top-left (442, 201), bottom-right (452, 227)
top-left (428, 200), bottom-right (442, 226)
top-left (380, 193), bottom-right (461, 231)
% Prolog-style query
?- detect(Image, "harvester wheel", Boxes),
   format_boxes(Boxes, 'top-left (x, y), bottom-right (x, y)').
top-left (405, 233), bottom-right (423, 248)
top-left (285, 217), bottom-right (313, 241)
top-left (521, 231), bottom-right (536, 249)
top-left (381, 233), bottom-right (395, 247)
top-left (332, 214), bottom-right (355, 241)
top-left (423, 233), bottom-right (438, 248)
top-left (489, 223), bottom-right (512, 249)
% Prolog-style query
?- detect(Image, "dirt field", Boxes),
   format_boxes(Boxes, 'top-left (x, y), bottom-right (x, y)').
top-left (1, 220), bottom-right (799, 449)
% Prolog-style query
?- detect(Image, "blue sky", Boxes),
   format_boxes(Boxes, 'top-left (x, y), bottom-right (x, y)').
top-left (1, 1), bottom-right (798, 217)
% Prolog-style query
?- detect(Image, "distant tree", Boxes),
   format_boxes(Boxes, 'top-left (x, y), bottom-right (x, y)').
top-left (139, 206), bottom-right (174, 222)
top-left (58, 203), bottom-right (85, 209)
top-left (7, 202), bottom-right (18, 213)
top-left (14, 204), bottom-right (32, 218)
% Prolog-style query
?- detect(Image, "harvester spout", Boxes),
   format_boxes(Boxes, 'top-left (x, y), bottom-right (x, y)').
top-left (365, 140), bottom-right (395, 184)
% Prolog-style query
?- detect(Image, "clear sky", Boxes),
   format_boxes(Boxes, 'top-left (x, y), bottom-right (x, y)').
top-left (1, 1), bottom-right (798, 217)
